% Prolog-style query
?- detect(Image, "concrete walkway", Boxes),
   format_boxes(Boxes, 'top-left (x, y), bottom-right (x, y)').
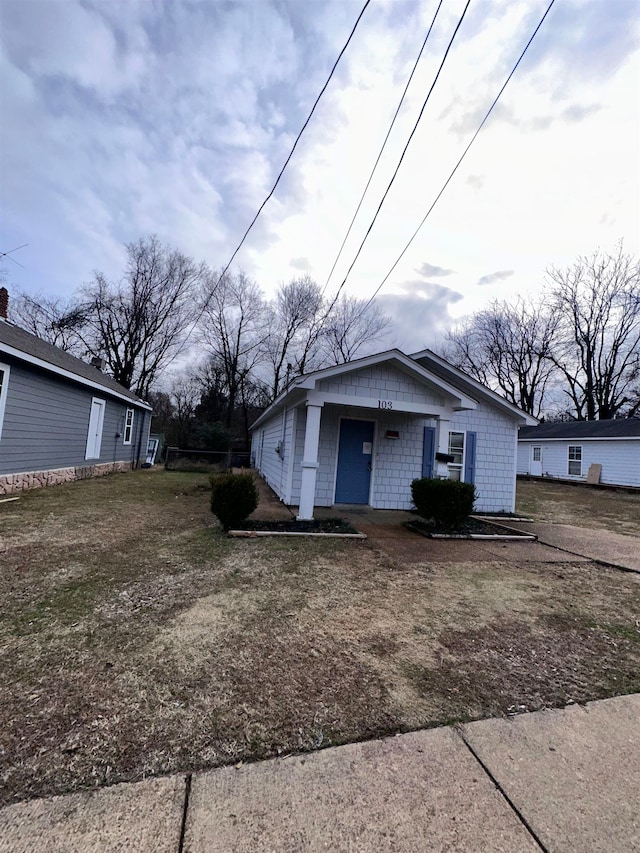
top-left (507, 521), bottom-right (640, 573)
top-left (1, 694), bottom-right (638, 852)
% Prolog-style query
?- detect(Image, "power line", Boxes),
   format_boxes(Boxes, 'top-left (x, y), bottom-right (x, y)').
top-left (0, 243), bottom-right (28, 269)
top-left (322, 0), bottom-right (472, 319)
top-left (320, 0), bottom-right (444, 298)
top-left (173, 0), bottom-right (373, 361)
top-left (358, 0), bottom-right (557, 317)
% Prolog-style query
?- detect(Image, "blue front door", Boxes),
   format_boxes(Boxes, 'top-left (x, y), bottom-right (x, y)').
top-left (335, 419), bottom-right (374, 504)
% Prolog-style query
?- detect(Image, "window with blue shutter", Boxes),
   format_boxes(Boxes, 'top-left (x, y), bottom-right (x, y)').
top-left (464, 431), bottom-right (477, 483)
top-left (422, 426), bottom-right (436, 478)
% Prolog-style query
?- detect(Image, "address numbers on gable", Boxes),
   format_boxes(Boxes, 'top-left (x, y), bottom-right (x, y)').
top-left (377, 400), bottom-right (393, 409)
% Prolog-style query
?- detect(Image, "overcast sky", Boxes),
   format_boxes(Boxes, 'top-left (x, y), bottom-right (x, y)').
top-left (2, 0), bottom-right (639, 354)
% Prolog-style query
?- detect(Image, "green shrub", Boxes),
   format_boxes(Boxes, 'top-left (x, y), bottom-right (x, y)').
top-left (410, 477), bottom-right (476, 529)
top-left (210, 473), bottom-right (258, 531)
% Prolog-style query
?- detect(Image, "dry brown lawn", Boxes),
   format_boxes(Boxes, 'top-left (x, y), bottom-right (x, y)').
top-left (1, 469), bottom-right (639, 807)
top-left (516, 478), bottom-right (640, 536)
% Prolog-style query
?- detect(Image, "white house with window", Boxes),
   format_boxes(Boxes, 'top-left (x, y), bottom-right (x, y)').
top-left (250, 349), bottom-right (537, 519)
top-left (518, 420), bottom-right (640, 488)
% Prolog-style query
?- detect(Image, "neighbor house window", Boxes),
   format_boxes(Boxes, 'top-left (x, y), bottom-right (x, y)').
top-left (568, 445), bottom-right (582, 476)
top-left (123, 409), bottom-right (134, 444)
top-left (532, 447), bottom-right (541, 462)
top-left (0, 362), bottom-right (10, 440)
top-left (448, 431), bottom-right (464, 481)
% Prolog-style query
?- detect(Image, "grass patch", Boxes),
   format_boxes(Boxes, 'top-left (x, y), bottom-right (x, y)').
top-left (1, 468), bottom-right (640, 806)
top-left (516, 479), bottom-right (640, 535)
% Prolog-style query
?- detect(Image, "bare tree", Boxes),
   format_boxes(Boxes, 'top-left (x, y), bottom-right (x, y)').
top-left (321, 294), bottom-right (391, 364)
top-left (11, 292), bottom-right (87, 353)
top-left (444, 297), bottom-right (559, 418)
top-left (263, 275), bottom-right (324, 398)
top-left (547, 244), bottom-right (640, 419)
top-left (199, 269), bottom-right (268, 426)
top-left (67, 235), bottom-right (206, 397)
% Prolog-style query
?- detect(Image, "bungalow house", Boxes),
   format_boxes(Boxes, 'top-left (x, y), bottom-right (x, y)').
top-left (250, 348), bottom-right (537, 519)
top-left (0, 288), bottom-right (153, 495)
top-left (517, 419), bottom-right (640, 489)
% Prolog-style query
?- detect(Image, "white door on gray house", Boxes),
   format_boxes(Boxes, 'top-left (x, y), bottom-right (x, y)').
top-left (85, 398), bottom-right (105, 459)
top-left (531, 445), bottom-right (542, 476)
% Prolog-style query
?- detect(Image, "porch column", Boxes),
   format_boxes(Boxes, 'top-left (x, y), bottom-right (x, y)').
top-left (297, 403), bottom-right (323, 520)
top-left (436, 418), bottom-right (451, 478)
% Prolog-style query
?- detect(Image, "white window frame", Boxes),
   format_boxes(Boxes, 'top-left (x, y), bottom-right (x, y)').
top-left (123, 408), bottom-right (134, 445)
top-left (568, 445), bottom-right (582, 476)
top-left (532, 446), bottom-right (541, 462)
top-left (85, 397), bottom-right (106, 460)
top-left (448, 430), bottom-right (465, 481)
top-left (0, 362), bottom-right (10, 440)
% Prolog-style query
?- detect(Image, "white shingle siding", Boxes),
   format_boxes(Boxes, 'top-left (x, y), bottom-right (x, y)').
top-left (254, 408), bottom-right (295, 501)
top-left (518, 439), bottom-right (640, 488)
top-left (254, 360), bottom-right (523, 513)
top-left (317, 365), bottom-right (446, 407)
top-left (289, 405), bottom-right (426, 509)
top-left (450, 404), bottom-right (517, 512)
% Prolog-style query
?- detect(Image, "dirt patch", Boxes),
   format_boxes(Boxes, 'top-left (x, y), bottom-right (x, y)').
top-left (402, 615), bottom-right (640, 721)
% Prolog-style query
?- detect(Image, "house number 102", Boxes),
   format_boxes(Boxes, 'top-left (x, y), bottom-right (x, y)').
top-left (377, 400), bottom-right (393, 410)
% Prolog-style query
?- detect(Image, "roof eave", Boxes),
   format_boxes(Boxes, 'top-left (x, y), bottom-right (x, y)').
top-left (0, 342), bottom-right (153, 410)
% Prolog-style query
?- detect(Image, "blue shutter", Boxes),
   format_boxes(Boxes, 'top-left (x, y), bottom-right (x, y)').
top-left (422, 427), bottom-right (436, 478)
top-left (464, 431), bottom-right (477, 483)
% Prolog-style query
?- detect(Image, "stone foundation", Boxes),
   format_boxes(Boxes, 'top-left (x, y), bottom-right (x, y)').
top-left (0, 461), bottom-right (133, 496)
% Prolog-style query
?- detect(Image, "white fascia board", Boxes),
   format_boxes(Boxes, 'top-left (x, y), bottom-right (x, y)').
top-left (306, 390), bottom-right (455, 418)
top-left (518, 436), bottom-right (640, 443)
top-left (1, 343), bottom-right (152, 410)
top-left (411, 348), bottom-right (539, 426)
top-left (250, 386), bottom-right (308, 431)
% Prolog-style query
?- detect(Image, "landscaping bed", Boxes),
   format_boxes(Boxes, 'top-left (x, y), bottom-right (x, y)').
top-left (230, 517), bottom-right (363, 537)
top-left (406, 516), bottom-right (537, 540)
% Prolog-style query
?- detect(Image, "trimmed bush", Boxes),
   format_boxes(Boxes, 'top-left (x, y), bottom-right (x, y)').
top-left (411, 477), bottom-right (476, 530)
top-left (210, 473), bottom-right (258, 531)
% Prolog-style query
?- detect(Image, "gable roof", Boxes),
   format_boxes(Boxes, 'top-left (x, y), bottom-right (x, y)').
top-left (251, 348), bottom-right (538, 431)
top-left (0, 321), bottom-right (152, 410)
top-left (519, 419), bottom-right (640, 440)
top-left (410, 348), bottom-right (539, 426)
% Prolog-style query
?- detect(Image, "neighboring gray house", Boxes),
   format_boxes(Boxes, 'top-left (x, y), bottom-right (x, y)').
top-left (250, 349), bottom-right (537, 519)
top-left (518, 420), bottom-right (640, 488)
top-left (0, 299), bottom-right (153, 495)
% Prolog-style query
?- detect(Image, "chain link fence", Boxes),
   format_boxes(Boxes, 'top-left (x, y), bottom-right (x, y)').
top-left (164, 448), bottom-right (252, 473)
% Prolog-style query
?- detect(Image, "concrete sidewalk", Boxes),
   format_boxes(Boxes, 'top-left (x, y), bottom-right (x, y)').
top-left (1, 694), bottom-right (638, 852)
top-left (507, 521), bottom-right (640, 573)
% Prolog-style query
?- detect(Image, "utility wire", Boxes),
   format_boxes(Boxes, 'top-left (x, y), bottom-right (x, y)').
top-left (321, 0), bottom-right (472, 320)
top-left (358, 0), bottom-right (557, 317)
top-left (173, 0), bottom-right (373, 360)
top-left (0, 244), bottom-right (28, 268)
top-left (320, 0), bottom-right (444, 298)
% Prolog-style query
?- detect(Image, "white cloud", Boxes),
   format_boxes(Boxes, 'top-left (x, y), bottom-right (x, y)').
top-left (0, 0), bottom-right (638, 364)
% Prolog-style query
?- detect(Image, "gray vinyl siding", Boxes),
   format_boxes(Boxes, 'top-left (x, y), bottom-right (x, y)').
top-left (0, 357), bottom-right (150, 475)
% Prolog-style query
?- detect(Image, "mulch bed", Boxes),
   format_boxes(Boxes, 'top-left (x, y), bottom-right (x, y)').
top-left (239, 517), bottom-right (361, 534)
top-left (406, 517), bottom-right (535, 539)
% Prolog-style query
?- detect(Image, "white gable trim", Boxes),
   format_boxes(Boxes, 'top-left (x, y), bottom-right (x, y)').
top-left (0, 342), bottom-right (152, 410)
top-left (411, 348), bottom-right (538, 426)
top-left (251, 350), bottom-right (477, 431)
